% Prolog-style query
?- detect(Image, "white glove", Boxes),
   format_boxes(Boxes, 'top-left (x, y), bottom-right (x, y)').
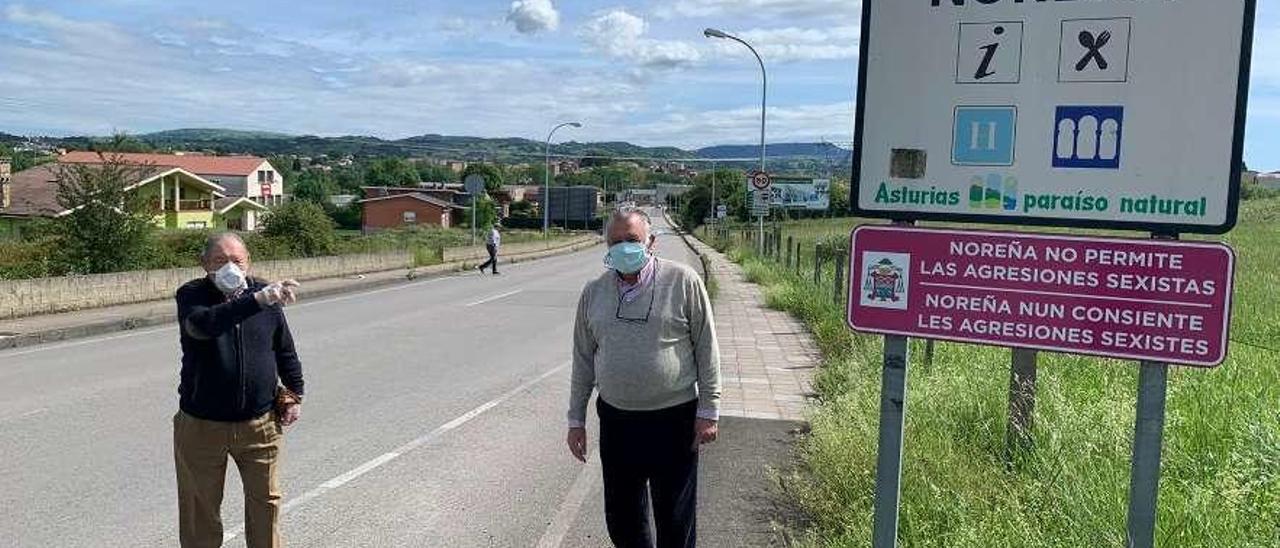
top-left (255, 280), bottom-right (300, 307)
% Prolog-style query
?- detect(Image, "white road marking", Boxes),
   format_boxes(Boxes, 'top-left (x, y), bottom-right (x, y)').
top-left (535, 450), bottom-right (602, 548)
top-left (223, 360), bottom-right (572, 543)
top-left (465, 289), bottom-right (524, 307)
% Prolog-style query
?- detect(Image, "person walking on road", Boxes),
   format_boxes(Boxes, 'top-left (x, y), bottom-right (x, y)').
top-left (173, 232), bottom-right (305, 548)
top-left (566, 208), bottom-right (721, 548)
top-left (477, 224), bottom-right (501, 275)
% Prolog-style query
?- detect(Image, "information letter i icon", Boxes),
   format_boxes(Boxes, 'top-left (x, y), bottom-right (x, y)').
top-left (974, 26), bottom-right (1004, 80)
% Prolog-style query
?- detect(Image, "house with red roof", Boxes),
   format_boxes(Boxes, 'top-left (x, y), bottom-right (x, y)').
top-left (0, 159), bottom-right (268, 237)
top-left (59, 151), bottom-right (286, 207)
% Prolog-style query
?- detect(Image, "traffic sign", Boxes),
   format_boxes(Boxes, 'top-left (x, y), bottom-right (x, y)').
top-left (851, 0), bottom-right (1257, 234)
top-left (750, 171), bottom-right (772, 191)
top-left (847, 225), bottom-right (1235, 367)
top-left (463, 174), bottom-right (486, 195)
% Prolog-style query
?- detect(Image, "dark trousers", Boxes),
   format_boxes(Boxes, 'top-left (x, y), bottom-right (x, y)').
top-left (597, 398), bottom-right (699, 548)
top-left (478, 244), bottom-right (499, 273)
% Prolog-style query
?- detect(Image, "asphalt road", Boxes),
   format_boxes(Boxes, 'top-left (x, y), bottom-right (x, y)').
top-left (0, 212), bottom-right (795, 547)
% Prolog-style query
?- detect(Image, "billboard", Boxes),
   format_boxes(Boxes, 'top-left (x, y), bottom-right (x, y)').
top-left (749, 178), bottom-right (830, 211)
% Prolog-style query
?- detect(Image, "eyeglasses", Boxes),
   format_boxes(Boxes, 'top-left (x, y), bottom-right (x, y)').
top-left (616, 287), bottom-right (656, 323)
top-left (615, 263), bottom-right (658, 324)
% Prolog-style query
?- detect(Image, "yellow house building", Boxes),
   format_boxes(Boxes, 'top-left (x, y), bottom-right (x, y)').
top-left (0, 163), bottom-right (268, 236)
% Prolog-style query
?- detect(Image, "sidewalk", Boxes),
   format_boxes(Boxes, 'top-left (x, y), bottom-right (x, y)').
top-left (0, 236), bottom-right (600, 350)
top-left (684, 235), bottom-right (819, 421)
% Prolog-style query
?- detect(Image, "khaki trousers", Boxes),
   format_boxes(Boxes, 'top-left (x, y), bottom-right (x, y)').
top-left (174, 410), bottom-right (283, 548)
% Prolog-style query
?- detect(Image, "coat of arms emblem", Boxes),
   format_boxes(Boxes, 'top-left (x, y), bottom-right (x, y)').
top-left (864, 258), bottom-right (905, 303)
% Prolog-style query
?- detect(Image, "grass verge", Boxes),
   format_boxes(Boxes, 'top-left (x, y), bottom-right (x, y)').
top-left (699, 199), bottom-right (1280, 547)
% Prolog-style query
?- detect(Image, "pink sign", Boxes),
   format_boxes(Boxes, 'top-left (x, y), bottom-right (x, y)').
top-left (847, 226), bottom-right (1235, 367)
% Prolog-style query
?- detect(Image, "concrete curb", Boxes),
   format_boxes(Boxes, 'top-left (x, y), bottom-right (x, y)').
top-left (662, 210), bottom-right (713, 283)
top-left (0, 236), bottom-right (601, 351)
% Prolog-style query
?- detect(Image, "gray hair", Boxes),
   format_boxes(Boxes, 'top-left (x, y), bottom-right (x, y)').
top-left (201, 232), bottom-right (247, 260)
top-left (606, 208), bottom-right (653, 241)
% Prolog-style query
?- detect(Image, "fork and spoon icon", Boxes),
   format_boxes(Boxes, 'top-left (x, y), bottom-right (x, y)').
top-left (1077, 30), bottom-right (1112, 71)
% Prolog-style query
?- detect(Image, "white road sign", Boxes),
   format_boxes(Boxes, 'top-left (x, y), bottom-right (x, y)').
top-left (750, 171), bottom-right (772, 191)
top-left (852, 0), bottom-right (1256, 234)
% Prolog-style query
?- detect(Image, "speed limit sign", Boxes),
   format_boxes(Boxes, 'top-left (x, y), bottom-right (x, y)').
top-left (750, 171), bottom-right (772, 191)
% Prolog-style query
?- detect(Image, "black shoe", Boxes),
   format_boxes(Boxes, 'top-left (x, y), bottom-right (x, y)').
top-left (492, 271), bottom-right (501, 276)
top-left (477, 265), bottom-right (486, 274)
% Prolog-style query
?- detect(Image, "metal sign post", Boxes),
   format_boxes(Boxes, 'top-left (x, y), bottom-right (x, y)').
top-left (749, 171), bottom-right (772, 254)
top-left (464, 174), bottom-right (486, 246)
top-left (872, 333), bottom-right (909, 548)
top-left (1127, 360), bottom-right (1169, 548)
top-left (1006, 348), bottom-right (1038, 463)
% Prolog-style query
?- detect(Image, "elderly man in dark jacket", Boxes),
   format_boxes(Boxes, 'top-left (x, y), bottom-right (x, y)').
top-left (174, 232), bottom-right (304, 548)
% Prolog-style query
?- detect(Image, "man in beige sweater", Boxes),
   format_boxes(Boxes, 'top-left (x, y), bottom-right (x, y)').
top-left (566, 208), bottom-right (721, 548)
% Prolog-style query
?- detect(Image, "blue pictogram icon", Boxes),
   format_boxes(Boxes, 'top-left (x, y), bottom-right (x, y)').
top-left (1053, 106), bottom-right (1123, 169)
top-left (952, 106), bottom-right (1016, 166)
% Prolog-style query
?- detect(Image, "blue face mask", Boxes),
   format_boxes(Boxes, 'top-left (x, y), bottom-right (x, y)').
top-left (605, 242), bottom-right (649, 274)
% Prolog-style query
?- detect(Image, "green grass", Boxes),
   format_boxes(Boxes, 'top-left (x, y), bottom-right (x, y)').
top-left (699, 199), bottom-right (1280, 547)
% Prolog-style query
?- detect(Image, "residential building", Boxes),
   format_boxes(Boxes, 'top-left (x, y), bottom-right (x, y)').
top-left (361, 186), bottom-right (468, 207)
top-left (59, 151), bottom-right (287, 206)
top-left (359, 193), bottom-right (462, 232)
top-left (0, 163), bottom-right (267, 233)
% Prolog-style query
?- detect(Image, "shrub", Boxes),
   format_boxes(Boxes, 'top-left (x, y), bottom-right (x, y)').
top-left (261, 201), bottom-right (337, 257)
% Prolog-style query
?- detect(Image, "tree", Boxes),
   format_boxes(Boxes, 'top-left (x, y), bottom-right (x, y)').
top-left (92, 132), bottom-right (152, 153)
top-left (829, 178), bottom-right (851, 215)
top-left (261, 201), bottom-right (337, 257)
top-left (364, 158), bottom-right (419, 188)
top-left (461, 163), bottom-right (504, 193)
top-left (51, 158), bottom-right (157, 274)
top-left (461, 196), bottom-right (499, 231)
top-left (291, 170), bottom-right (337, 206)
top-left (333, 166), bottom-right (364, 193)
top-left (329, 204), bottom-right (362, 230)
top-left (678, 169), bottom-right (746, 229)
top-left (508, 200), bottom-right (536, 219)
top-left (0, 144), bottom-right (48, 172)
top-left (416, 163), bottom-right (458, 184)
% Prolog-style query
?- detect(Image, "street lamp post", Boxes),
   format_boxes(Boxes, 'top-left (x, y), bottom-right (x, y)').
top-left (544, 121), bottom-right (583, 235)
top-left (711, 159), bottom-right (717, 224)
top-left (705, 27), bottom-right (767, 251)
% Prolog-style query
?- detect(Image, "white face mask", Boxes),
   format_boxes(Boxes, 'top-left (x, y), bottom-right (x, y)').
top-left (212, 262), bottom-right (247, 294)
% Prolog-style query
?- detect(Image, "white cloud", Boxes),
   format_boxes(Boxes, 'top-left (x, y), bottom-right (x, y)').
top-left (721, 26), bottom-right (860, 62)
top-left (579, 10), bottom-right (702, 69)
top-left (369, 60), bottom-right (443, 88)
top-left (658, 0), bottom-right (858, 20)
top-left (4, 4), bottom-right (133, 51)
top-left (627, 101), bottom-right (855, 148)
top-left (507, 0), bottom-right (560, 35)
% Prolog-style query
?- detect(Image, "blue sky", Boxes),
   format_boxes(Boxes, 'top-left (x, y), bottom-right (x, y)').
top-left (0, 0), bottom-right (1276, 168)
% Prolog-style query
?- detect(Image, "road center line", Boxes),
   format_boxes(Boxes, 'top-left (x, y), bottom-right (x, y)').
top-left (465, 289), bottom-right (523, 307)
top-left (535, 450), bottom-right (602, 548)
top-left (223, 360), bottom-right (571, 544)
